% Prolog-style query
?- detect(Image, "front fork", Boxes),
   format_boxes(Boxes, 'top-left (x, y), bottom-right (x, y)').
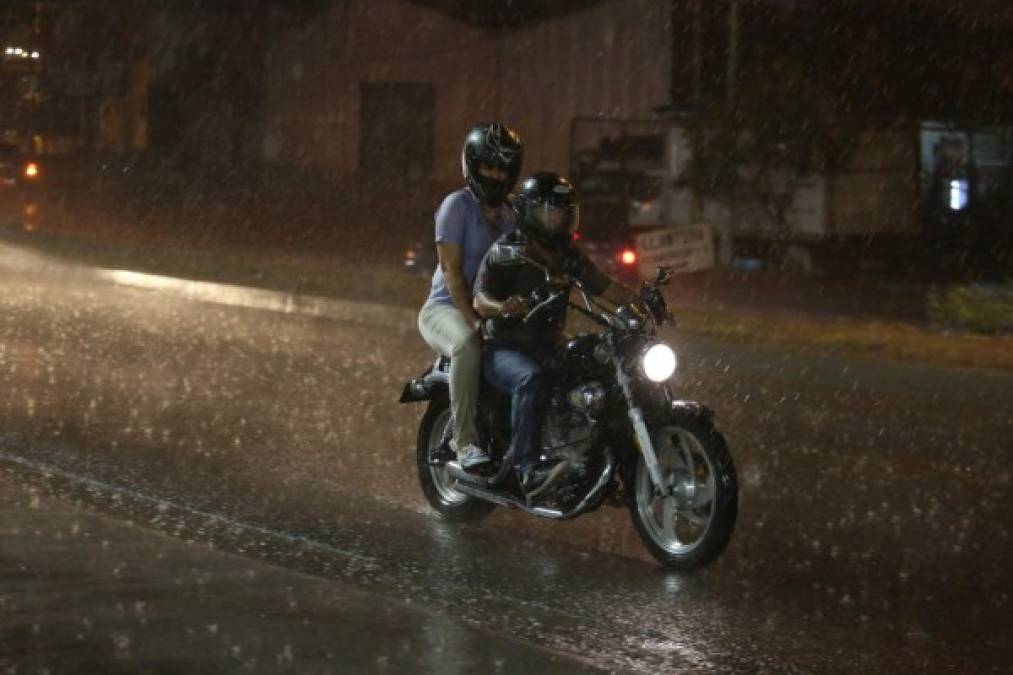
top-left (617, 363), bottom-right (668, 496)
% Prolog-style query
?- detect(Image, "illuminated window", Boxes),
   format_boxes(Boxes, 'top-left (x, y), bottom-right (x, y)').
top-left (949, 179), bottom-right (969, 211)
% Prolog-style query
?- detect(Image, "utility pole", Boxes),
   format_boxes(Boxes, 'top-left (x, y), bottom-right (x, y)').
top-left (721, 0), bottom-right (739, 267)
top-left (688, 0), bottom-right (704, 224)
top-left (727, 0), bottom-right (738, 102)
top-left (691, 0), bottom-right (702, 109)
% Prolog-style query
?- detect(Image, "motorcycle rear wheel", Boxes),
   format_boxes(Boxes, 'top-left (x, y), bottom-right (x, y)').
top-left (416, 397), bottom-right (495, 521)
top-left (629, 416), bottom-right (738, 571)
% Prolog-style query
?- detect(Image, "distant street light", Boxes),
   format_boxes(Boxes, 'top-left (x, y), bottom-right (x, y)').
top-left (1, 46), bottom-right (39, 59)
top-left (2, 46), bottom-right (39, 59)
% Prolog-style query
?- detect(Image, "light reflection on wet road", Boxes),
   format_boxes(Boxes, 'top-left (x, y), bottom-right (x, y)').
top-left (1, 263), bottom-right (1010, 673)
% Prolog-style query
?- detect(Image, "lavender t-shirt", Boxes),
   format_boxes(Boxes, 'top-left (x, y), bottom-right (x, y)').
top-left (423, 188), bottom-right (514, 308)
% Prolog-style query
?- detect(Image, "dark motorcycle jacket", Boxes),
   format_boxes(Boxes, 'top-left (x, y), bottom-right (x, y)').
top-left (474, 231), bottom-right (611, 352)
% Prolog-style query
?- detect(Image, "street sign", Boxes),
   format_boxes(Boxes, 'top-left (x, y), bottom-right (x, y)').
top-left (635, 224), bottom-right (715, 275)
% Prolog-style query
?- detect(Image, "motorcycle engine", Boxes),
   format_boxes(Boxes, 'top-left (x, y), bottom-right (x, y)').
top-left (535, 381), bottom-right (606, 505)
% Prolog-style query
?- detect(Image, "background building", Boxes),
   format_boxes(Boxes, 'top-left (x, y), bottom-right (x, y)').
top-left (3, 0), bottom-right (1009, 274)
top-left (263, 0), bottom-right (671, 204)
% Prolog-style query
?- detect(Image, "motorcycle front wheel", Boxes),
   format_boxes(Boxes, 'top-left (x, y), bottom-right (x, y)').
top-left (416, 397), bottom-right (494, 522)
top-left (629, 416), bottom-right (738, 571)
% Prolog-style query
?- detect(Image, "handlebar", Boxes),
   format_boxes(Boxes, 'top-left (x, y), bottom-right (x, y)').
top-left (502, 273), bottom-right (672, 331)
top-left (522, 290), bottom-right (566, 324)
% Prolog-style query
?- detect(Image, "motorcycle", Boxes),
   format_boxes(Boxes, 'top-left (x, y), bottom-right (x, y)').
top-left (399, 242), bottom-right (738, 570)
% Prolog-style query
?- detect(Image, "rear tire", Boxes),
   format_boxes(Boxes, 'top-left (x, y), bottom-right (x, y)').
top-left (416, 397), bottom-right (494, 521)
top-left (629, 415), bottom-right (737, 571)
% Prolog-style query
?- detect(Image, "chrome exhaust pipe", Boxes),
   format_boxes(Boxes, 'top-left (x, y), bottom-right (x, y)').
top-left (451, 450), bottom-right (617, 521)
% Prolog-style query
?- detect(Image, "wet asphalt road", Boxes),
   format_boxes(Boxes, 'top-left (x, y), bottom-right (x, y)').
top-left (0, 256), bottom-right (1010, 673)
top-left (0, 472), bottom-right (598, 674)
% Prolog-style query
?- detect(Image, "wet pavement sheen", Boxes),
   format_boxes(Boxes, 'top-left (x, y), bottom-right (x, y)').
top-left (1, 260), bottom-right (1010, 673)
top-left (0, 473), bottom-right (598, 674)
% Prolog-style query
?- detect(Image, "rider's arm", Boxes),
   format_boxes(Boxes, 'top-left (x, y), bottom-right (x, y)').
top-left (473, 247), bottom-right (525, 319)
top-left (473, 291), bottom-right (501, 318)
top-left (436, 242), bottom-right (482, 331)
top-left (474, 291), bottom-right (525, 319)
top-left (571, 251), bottom-right (638, 308)
top-left (599, 281), bottom-right (638, 307)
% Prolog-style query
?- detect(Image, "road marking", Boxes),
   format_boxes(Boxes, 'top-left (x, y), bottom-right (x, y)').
top-left (0, 448), bottom-right (380, 566)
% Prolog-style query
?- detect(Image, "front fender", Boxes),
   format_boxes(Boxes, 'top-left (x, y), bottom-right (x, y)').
top-left (620, 398), bottom-right (716, 478)
top-left (667, 399), bottom-right (715, 426)
top-left (641, 395), bottom-right (715, 427)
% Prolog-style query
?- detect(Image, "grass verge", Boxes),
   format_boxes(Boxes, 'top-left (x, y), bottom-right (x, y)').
top-left (927, 284), bottom-right (1013, 335)
top-left (671, 306), bottom-right (1013, 372)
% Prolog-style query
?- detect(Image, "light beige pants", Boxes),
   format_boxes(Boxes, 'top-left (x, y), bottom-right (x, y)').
top-left (417, 302), bottom-right (481, 448)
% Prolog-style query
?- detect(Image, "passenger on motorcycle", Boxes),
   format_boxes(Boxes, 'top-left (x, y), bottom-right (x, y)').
top-left (417, 123), bottom-right (523, 470)
top-left (472, 172), bottom-right (638, 494)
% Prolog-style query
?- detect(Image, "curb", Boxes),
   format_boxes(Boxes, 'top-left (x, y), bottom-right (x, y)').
top-left (0, 241), bottom-right (419, 333)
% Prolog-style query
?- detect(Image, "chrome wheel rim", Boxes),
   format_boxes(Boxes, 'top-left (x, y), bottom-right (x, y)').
top-left (428, 408), bottom-right (467, 505)
top-left (635, 426), bottom-right (717, 555)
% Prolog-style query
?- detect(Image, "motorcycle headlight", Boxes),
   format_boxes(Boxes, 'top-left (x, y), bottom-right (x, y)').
top-left (641, 343), bottom-right (677, 382)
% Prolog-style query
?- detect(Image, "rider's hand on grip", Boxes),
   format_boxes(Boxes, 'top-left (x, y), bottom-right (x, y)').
top-left (500, 295), bottom-right (526, 319)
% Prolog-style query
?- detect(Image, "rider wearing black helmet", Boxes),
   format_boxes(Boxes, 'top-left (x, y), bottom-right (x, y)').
top-left (418, 123), bottom-right (523, 470)
top-left (514, 172), bottom-right (582, 247)
top-left (473, 172), bottom-right (637, 494)
top-left (462, 124), bottom-right (523, 207)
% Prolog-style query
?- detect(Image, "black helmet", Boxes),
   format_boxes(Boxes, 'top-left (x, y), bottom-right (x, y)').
top-left (461, 123), bottom-right (523, 207)
top-left (513, 172), bottom-right (580, 247)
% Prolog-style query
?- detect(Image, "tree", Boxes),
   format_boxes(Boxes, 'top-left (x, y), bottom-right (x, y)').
top-left (681, 55), bottom-right (862, 254)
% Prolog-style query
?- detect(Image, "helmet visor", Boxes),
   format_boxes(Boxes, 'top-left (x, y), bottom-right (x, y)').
top-left (530, 201), bottom-right (580, 235)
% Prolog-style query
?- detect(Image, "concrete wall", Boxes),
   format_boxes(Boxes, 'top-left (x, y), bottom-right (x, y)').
top-left (264, 0), bottom-right (672, 190)
top-left (264, 0), bottom-right (497, 191)
top-left (499, 0), bottom-right (672, 176)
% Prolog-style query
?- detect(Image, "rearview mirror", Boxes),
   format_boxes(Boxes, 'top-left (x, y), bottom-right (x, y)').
top-left (655, 265), bottom-right (673, 286)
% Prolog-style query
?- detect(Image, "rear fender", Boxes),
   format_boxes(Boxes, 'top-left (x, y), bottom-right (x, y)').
top-left (399, 366), bottom-right (449, 403)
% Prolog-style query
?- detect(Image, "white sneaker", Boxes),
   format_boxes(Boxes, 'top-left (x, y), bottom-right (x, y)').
top-left (450, 440), bottom-right (491, 469)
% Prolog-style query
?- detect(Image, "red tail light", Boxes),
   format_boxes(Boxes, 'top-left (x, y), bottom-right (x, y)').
top-left (619, 247), bottom-right (637, 266)
top-left (572, 231), bottom-right (581, 242)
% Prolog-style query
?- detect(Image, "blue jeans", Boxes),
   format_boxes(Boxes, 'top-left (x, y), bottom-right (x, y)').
top-left (482, 347), bottom-right (546, 473)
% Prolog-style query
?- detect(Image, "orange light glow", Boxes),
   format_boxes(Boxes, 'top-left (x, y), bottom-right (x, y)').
top-left (24, 162), bottom-right (39, 179)
top-left (620, 248), bottom-right (637, 266)
top-left (24, 203), bottom-right (38, 218)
